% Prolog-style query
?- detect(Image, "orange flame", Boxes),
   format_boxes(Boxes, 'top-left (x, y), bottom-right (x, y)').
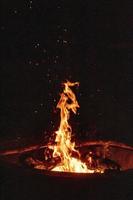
top-left (51, 81), bottom-right (98, 173)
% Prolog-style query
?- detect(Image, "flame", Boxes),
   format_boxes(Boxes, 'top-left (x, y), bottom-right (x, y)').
top-left (50, 81), bottom-right (98, 173)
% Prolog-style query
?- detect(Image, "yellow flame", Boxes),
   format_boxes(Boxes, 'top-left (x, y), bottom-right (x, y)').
top-left (51, 81), bottom-right (95, 173)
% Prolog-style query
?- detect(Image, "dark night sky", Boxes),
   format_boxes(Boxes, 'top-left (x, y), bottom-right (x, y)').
top-left (1, 0), bottom-right (133, 145)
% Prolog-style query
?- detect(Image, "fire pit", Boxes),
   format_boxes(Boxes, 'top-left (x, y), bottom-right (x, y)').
top-left (0, 140), bottom-right (133, 174)
top-left (0, 140), bottom-right (133, 200)
top-left (0, 81), bottom-right (133, 200)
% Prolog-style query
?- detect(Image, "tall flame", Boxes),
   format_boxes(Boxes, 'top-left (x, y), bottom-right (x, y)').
top-left (51, 81), bottom-right (94, 173)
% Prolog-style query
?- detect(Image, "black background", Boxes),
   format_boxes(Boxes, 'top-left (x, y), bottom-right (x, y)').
top-left (1, 0), bottom-right (133, 145)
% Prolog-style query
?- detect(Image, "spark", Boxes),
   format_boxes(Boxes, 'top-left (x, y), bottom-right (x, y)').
top-left (63, 40), bottom-right (68, 44)
top-left (14, 10), bottom-right (18, 14)
top-left (35, 62), bottom-right (39, 66)
top-left (34, 110), bottom-right (38, 114)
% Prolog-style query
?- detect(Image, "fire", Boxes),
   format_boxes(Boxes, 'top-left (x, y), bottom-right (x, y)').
top-left (49, 81), bottom-right (103, 173)
top-left (1, 81), bottom-right (123, 174)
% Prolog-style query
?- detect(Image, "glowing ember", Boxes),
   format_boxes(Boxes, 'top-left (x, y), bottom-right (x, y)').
top-left (47, 81), bottom-right (104, 173)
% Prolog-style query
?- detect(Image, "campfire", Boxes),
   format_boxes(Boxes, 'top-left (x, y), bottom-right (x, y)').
top-left (15, 81), bottom-right (132, 174)
top-left (0, 81), bottom-right (133, 176)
